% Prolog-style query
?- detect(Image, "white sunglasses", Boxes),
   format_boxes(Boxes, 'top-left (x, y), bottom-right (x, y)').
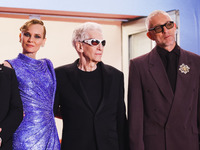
top-left (82, 39), bottom-right (106, 46)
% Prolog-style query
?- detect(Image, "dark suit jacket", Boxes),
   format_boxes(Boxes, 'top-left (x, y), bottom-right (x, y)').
top-left (0, 65), bottom-right (23, 150)
top-left (54, 59), bottom-right (127, 150)
top-left (128, 45), bottom-right (200, 150)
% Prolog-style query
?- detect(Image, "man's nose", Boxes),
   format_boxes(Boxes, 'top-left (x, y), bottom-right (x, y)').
top-left (162, 26), bottom-right (168, 33)
top-left (97, 43), bottom-right (104, 50)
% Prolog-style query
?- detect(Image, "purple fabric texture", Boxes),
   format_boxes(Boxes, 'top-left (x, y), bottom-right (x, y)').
top-left (7, 53), bottom-right (60, 150)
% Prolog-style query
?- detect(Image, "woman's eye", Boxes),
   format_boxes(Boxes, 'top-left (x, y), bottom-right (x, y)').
top-left (35, 35), bottom-right (41, 39)
top-left (24, 32), bottom-right (31, 37)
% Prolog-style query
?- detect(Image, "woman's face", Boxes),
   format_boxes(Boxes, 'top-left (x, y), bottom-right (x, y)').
top-left (20, 24), bottom-right (46, 56)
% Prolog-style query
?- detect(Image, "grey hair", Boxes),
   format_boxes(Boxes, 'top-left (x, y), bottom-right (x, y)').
top-left (145, 10), bottom-right (172, 30)
top-left (72, 22), bottom-right (103, 48)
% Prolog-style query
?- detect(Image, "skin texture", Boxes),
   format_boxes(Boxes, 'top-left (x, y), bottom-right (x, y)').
top-left (20, 24), bottom-right (46, 59)
top-left (147, 13), bottom-right (176, 52)
top-left (76, 30), bottom-right (104, 72)
top-left (4, 24), bottom-right (46, 68)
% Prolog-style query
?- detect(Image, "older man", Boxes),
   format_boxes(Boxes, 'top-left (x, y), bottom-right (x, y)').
top-left (54, 22), bottom-right (127, 150)
top-left (128, 10), bottom-right (200, 150)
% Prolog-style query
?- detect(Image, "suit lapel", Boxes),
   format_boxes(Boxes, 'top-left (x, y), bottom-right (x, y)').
top-left (67, 59), bottom-right (94, 113)
top-left (68, 61), bottom-right (112, 114)
top-left (96, 62), bottom-right (112, 114)
top-left (149, 47), bottom-right (174, 104)
top-left (174, 48), bottom-right (192, 97)
top-left (166, 48), bottom-right (193, 123)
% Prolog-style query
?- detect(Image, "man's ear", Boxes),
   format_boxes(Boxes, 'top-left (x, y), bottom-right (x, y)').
top-left (76, 42), bottom-right (83, 53)
top-left (146, 31), bottom-right (154, 40)
top-left (174, 23), bottom-right (177, 28)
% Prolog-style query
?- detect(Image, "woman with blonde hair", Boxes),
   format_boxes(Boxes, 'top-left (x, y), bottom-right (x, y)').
top-left (4, 19), bottom-right (60, 150)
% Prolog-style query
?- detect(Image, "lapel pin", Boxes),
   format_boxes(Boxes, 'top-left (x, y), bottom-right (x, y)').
top-left (179, 63), bottom-right (190, 74)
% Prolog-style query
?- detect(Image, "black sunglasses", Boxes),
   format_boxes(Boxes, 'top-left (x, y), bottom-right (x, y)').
top-left (82, 39), bottom-right (106, 47)
top-left (148, 21), bottom-right (174, 33)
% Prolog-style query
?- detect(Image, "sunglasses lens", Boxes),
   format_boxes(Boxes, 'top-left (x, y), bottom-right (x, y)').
top-left (166, 22), bottom-right (174, 29)
top-left (154, 26), bottom-right (163, 33)
top-left (91, 40), bottom-right (100, 46)
top-left (101, 40), bottom-right (106, 46)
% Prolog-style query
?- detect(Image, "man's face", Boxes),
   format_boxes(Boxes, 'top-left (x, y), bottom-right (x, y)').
top-left (81, 30), bottom-right (104, 64)
top-left (147, 13), bottom-right (176, 50)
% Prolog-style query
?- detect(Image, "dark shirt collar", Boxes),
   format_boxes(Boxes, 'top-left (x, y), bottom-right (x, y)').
top-left (157, 44), bottom-right (180, 56)
top-left (156, 43), bottom-right (180, 93)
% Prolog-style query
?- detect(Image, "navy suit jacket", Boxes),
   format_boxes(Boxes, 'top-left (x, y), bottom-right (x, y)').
top-left (128, 45), bottom-right (200, 150)
top-left (54, 59), bottom-right (128, 150)
top-left (0, 65), bottom-right (23, 150)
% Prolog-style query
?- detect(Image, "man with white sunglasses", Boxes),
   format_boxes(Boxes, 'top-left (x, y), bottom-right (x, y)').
top-left (54, 22), bottom-right (128, 150)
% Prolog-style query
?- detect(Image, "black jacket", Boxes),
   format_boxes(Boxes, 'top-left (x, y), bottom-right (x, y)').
top-left (0, 65), bottom-right (23, 150)
top-left (54, 60), bottom-right (128, 150)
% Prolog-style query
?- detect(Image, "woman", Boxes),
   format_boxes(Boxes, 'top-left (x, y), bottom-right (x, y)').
top-left (4, 19), bottom-right (60, 150)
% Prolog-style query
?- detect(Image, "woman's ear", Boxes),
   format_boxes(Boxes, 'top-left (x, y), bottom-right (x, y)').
top-left (41, 38), bottom-right (46, 47)
top-left (19, 33), bottom-right (22, 42)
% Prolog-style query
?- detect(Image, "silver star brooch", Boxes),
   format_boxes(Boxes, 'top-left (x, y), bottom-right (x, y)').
top-left (179, 63), bottom-right (190, 74)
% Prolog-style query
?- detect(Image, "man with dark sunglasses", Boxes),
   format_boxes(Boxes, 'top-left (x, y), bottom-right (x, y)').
top-left (128, 10), bottom-right (200, 150)
top-left (54, 22), bottom-right (128, 150)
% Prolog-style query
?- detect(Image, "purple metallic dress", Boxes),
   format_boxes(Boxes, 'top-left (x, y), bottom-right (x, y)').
top-left (7, 53), bottom-right (60, 150)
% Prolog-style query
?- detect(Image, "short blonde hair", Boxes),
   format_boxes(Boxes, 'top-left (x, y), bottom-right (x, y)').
top-left (20, 19), bottom-right (46, 39)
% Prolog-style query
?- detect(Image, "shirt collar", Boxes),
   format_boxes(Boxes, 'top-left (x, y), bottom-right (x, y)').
top-left (157, 43), bottom-right (180, 56)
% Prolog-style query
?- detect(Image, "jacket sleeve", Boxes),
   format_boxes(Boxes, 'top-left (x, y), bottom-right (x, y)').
top-left (198, 72), bottom-right (200, 149)
top-left (128, 60), bottom-right (144, 150)
top-left (53, 69), bottom-right (62, 119)
top-left (0, 69), bottom-right (23, 144)
top-left (117, 72), bottom-right (129, 150)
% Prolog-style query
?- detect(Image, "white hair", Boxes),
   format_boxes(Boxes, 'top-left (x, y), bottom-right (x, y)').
top-left (145, 10), bottom-right (172, 30)
top-left (71, 22), bottom-right (103, 48)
